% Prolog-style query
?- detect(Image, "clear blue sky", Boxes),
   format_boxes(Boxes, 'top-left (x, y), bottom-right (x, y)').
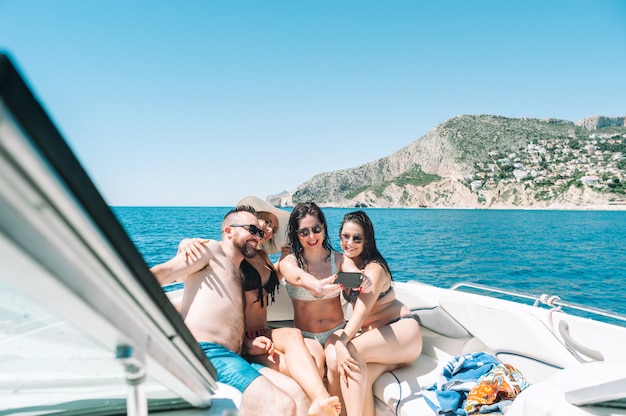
top-left (1, 1), bottom-right (625, 206)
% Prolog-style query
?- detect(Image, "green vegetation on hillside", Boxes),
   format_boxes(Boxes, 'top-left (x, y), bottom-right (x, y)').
top-left (345, 164), bottom-right (441, 199)
top-left (394, 165), bottom-right (441, 187)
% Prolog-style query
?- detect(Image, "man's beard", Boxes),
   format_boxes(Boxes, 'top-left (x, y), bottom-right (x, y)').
top-left (234, 239), bottom-right (257, 259)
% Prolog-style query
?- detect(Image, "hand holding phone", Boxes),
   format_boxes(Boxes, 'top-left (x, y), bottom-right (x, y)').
top-left (335, 272), bottom-right (362, 288)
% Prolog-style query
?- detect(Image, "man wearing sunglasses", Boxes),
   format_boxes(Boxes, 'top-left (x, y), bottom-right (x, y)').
top-left (151, 205), bottom-right (309, 416)
top-left (230, 223), bottom-right (266, 240)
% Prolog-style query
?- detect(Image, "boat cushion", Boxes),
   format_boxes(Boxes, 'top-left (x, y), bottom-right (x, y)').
top-left (414, 306), bottom-right (469, 339)
top-left (372, 354), bottom-right (443, 416)
top-left (438, 295), bottom-right (580, 383)
top-left (391, 283), bottom-right (469, 338)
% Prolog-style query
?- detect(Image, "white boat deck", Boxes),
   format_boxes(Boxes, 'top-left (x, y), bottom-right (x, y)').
top-left (264, 280), bottom-right (626, 415)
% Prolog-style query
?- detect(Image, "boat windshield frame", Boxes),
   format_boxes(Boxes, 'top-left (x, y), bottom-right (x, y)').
top-left (0, 53), bottom-right (217, 414)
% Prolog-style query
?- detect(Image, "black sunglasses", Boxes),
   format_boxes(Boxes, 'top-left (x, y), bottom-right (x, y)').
top-left (340, 233), bottom-right (363, 244)
top-left (230, 224), bottom-right (265, 239)
top-left (297, 223), bottom-right (323, 237)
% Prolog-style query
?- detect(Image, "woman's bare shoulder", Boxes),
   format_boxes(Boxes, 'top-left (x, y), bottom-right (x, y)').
top-left (365, 260), bottom-right (386, 275)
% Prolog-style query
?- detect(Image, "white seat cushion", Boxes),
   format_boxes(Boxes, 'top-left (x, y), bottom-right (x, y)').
top-left (438, 295), bottom-right (580, 383)
top-left (373, 354), bottom-right (442, 416)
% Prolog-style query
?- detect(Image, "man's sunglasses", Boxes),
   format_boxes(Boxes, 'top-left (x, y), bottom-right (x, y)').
top-left (297, 223), bottom-right (323, 237)
top-left (230, 224), bottom-right (265, 239)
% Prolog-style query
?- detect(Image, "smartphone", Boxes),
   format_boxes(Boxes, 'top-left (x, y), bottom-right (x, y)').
top-left (335, 272), bottom-right (362, 288)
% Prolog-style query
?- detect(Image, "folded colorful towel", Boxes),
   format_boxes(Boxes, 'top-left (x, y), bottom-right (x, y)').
top-left (464, 363), bottom-right (529, 415)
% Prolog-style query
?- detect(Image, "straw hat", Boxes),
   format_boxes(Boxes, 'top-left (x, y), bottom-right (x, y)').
top-left (236, 195), bottom-right (290, 254)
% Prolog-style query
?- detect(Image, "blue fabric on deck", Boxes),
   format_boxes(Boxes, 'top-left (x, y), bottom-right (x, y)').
top-left (423, 351), bottom-right (499, 416)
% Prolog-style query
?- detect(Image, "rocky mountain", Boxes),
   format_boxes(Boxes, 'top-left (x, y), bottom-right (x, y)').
top-left (575, 115), bottom-right (626, 130)
top-left (268, 115), bottom-right (626, 209)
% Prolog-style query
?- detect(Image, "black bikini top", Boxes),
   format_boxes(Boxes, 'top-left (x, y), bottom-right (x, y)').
top-left (240, 257), bottom-right (279, 307)
top-left (343, 284), bottom-right (393, 304)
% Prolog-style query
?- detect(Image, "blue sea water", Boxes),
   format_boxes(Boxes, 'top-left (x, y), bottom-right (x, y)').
top-left (113, 207), bottom-right (626, 320)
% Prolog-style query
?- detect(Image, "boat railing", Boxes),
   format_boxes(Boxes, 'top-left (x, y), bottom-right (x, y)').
top-left (450, 282), bottom-right (626, 325)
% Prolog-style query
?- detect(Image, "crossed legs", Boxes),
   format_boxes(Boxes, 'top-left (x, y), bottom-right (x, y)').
top-left (325, 318), bottom-right (422, 416)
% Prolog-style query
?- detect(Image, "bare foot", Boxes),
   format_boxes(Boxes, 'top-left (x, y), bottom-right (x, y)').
top-left (307, 396), bottom-right (341, 416)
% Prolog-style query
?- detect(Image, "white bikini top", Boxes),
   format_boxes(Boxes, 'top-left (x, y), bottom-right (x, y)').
top-left (284, 251), bottom-right (339, 301)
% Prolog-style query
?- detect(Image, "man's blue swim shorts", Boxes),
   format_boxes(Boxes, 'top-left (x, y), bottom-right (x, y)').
top-left (199, 342), bottom-right (262, 392)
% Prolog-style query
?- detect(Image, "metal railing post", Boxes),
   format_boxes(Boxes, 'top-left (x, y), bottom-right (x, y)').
top-left (116, 345), bottom-right (147, 416)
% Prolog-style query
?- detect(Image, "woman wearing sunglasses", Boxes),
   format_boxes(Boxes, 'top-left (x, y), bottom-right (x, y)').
top-left (277, 202), bottom-right (371, 376)
top-left (324, 211), bottom-right (423, 416)
top-left (178, 197), bottom-right (341, 416)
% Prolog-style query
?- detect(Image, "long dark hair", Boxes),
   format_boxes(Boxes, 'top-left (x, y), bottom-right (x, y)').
top-left (287, 202), bottom-right (333, 270)
top-left (340, 211), bottom-right (392, 279)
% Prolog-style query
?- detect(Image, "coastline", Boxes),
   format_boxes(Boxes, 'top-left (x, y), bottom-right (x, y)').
top-left (310, 203), bottom-right (626, 211)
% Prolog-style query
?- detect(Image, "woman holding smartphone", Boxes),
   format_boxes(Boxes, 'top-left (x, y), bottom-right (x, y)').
top-left (277, 202), bottom-right (347, 371)
top-left (324, 210), bottom-right (422, 416)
